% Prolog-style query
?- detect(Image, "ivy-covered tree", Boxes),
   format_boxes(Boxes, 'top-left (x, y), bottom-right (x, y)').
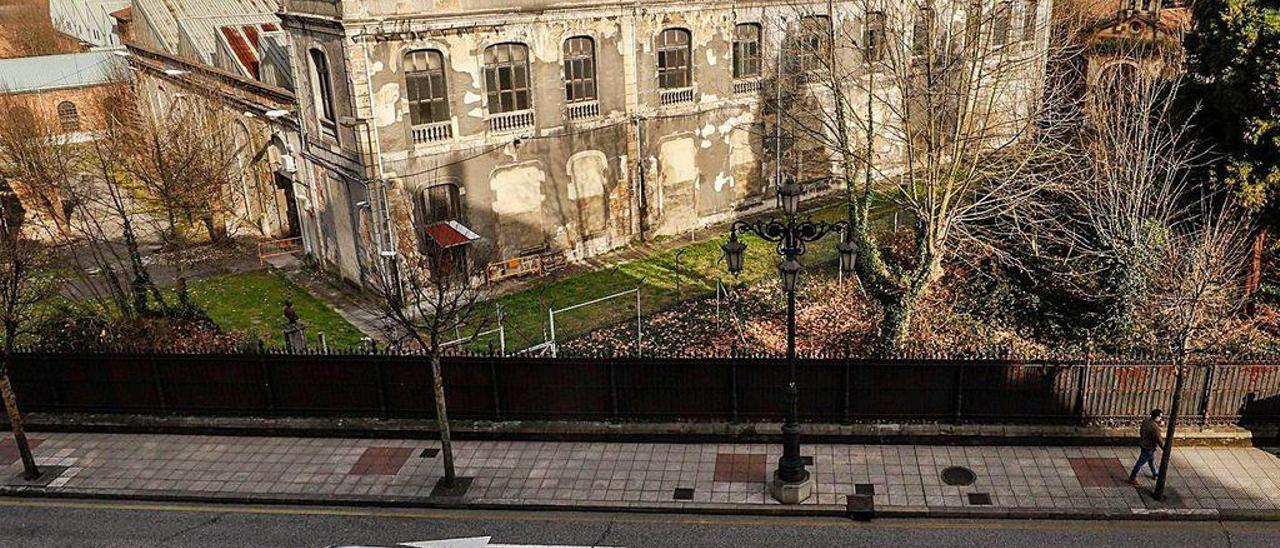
top-left (1177, 0), bottom-right (1280, 297)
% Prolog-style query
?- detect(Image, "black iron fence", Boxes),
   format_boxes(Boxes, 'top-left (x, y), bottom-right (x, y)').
top-left (8, 353), bottom-right (1280, 424)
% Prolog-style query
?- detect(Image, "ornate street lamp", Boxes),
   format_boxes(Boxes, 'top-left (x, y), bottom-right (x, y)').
top-left (720, 178), bottom-right (855, 504)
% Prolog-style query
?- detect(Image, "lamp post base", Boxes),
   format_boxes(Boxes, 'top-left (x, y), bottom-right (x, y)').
top-left (769, 470), bottom-right (814, 504)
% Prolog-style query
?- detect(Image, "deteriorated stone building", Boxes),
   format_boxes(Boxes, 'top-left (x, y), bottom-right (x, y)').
top-left (279, 0), bottom-right (1053, 286)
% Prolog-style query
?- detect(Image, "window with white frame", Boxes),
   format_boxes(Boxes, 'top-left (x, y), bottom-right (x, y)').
top-left (405, 49), bottom-right (450, 125)
top-left (656, 28), bottom-right (692, 90)
top-left (795, 16), bottom-right (830, 73)
top-left (309, 49), bottom-right (338, 141)
top-left (483, 43), bottom-right (533, 114)
top-left (563, 36), bottom-right (597, 103)
top-left (733, 23), bottom-right (762, 79)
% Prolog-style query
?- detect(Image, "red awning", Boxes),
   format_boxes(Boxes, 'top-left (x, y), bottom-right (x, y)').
top-left (424, 220), bottom-right (480, 249)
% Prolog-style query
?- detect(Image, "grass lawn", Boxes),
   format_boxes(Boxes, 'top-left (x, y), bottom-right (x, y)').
top-left (185, 270), bottom-right (366, 349)
top-left (475, 199), bottom-right (895, 352)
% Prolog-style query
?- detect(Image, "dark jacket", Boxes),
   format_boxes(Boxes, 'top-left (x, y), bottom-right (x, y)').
top-left (1140, 417), bottom-right (1164, 450)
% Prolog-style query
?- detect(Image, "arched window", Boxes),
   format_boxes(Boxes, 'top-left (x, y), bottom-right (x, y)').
top-left (309, 48), bottom-right (338, 141)
top-left (562, 36), bottom-right (597, 103)
top-left (483, 43), bottom-right (532, 114)
top-left (795, 16), bottom-right (830, 73)
top-left (656, 28), bottom-right (692, 90)
top-left (57, 101), bottom-right (80, 131)
top-left (420, 183), bottom-right (462, 224)
top-left (992, 1), bottom-right (1013, 47)
top-left (864, 12), bottom-right (887, 63)
top-left (1021, 0), bottom-right (1040, 42)
top-left (405, 49), bottom-right (450, 126)
top-left (912, 6), bottom-right (936, 58)
top-left (732, 23), bottom-right (762, 79)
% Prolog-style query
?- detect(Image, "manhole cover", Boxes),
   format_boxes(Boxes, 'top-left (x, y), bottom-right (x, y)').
top-left (941, 466), bottom-right (977, 486)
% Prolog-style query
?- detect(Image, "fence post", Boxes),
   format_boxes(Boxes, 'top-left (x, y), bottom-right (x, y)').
top-left (374, 354), bottom-right (389, 416)
top-left (842, 356), bottom-right (852, 424)
top-left (1075, 362), bottom-right (1090, 425)
top-left (150, 354), bottom-right (167, 412)
top-left (489, 356), bottom-right (503, 420)
top-left (952, 360), bottom-right (965, 424)
top-left (1199, 363), bottom-right (1216, 426)
top-left (259, 350), bottom-right (277, 413)
top-left (607, 355), bottom-right (620, 420)
top-left (729, 343), bottom-right (739, 422)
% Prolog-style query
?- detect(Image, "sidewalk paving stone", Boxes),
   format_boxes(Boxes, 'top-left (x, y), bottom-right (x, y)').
top-left (3, 433), bottom-right (1280, 517)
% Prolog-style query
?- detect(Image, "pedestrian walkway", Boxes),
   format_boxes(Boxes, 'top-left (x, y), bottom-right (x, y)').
top-left (4, 433), bottom-right (1279, 518)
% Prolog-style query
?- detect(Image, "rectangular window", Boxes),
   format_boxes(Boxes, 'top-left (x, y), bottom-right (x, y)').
top-left (563, 37), bottom-right (597, 103)
top-left (309, 49), bottom-right (338, 141)
top-left (993, 2), bottom-right (1013, 47)
top-left (1022, 0), bottom-right (1039, 42)
top-left (656, 28), bottom-right (692, 89)
top-left (864, 12), bottom-right (887, 63)
top-left (733, 23), bottom-right (762, 79)
top-left (796, 16), bottom-right (830, 73)
top-left (484, 43), bottom-right (532, 114)
top-left (912, 7), bottom-right (935, 58)
top-left (405, 50), bottom-right (450, 125)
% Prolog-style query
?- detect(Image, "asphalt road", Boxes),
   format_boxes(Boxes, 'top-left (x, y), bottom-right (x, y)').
top-left (1, 499), bottom-right (1279, 548)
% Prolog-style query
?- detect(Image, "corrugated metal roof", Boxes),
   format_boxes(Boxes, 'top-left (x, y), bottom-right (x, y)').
top-left (132, 0), bottom-right (279, 63)
top-left (0, 51), bottom-right (124, 93)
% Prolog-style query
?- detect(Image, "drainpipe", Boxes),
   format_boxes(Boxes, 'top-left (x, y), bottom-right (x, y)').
top-left (358, 27), bottom-right (398, 288)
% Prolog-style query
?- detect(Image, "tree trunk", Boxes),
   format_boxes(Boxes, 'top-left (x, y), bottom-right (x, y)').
top-left (1, 333), bottom-right (39, 480)
top-left (876, 294), bottom-right (915, 358)
top-left (1245, 226), bottom-right (1268, 307)
top-left (429, 350), bottom-right (455, 486)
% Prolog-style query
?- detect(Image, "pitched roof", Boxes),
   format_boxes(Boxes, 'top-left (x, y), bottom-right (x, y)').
top-left (132, 0), bottom-right (279, 64)
top-left (0, 51), bottom-right (124, 93)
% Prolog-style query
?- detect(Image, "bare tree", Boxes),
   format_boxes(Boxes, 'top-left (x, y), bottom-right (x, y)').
top-left (764, 0), bottom-right (1069, 354)
top-left (0, 177), bottom-right (55, 480)
top-left (364, 217), bottom-right (491, 487)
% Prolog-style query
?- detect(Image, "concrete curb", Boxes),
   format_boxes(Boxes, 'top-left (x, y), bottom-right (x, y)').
top-left (5, 487), bottom-right (1279, 522)
top-left (16, 414), bottom-right (1274, 447)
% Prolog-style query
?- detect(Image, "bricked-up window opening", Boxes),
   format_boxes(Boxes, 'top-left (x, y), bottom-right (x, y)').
top-left (733, 23), bottom-right (762, 79)
top-left (1022, 0), bottom-right (1039, 42)
top-left (796, 16), bottom-right (830, 73)
top-left (309, 49), bottom-right (338, 141)
top-left (405, 49), bottom-right (450, 125)
top-left (992, 1), bottom-right (1013, 47)
top-left (57, 101), bottom-right (79, 131)
top-left (563, 36), bottom-right (597, 103)
top-left (912, 7), bottom-right (935, 58)
top-left (864, 11), bottom-right (887, 63)
top-left (657, 28), bottom-right (692, 90)
top-left (484, 43), bottom-right (532, 114)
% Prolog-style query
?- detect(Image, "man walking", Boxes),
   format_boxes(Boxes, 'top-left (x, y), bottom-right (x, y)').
top-left (1127, 408), bottom-right (1164, 486)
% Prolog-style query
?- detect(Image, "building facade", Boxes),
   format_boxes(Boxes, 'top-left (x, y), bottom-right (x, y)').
top-left (280, 0), bottom-right (1052, 286)
top-left (49, 0), bottom-right (131, 49)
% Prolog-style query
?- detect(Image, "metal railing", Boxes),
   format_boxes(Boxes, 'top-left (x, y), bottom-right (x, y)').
top-left (488, 109), bottom-right (534, 133)
top-left (8, 354), bottom-right (1280, 425)
top-left (411, 120), bottom-right (453, 143)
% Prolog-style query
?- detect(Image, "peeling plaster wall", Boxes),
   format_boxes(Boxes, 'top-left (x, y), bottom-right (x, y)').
top-left (281, 0), bottom-right (1055, 280)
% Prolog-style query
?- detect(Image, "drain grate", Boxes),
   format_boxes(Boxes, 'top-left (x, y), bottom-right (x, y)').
top-left (420, 448), bottom-right (439, 458)
top-left (941, 466), bottom-right (977, 486)
top-left (855, 483), bottom-right (876, 496)
top-left (967, 493), bottom-right (993, 506)
top-left (673, 487), bottom-right (694, 501)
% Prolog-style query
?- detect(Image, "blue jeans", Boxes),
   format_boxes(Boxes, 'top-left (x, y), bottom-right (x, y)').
top-left (1129, 448), bottom-right (1158, 481)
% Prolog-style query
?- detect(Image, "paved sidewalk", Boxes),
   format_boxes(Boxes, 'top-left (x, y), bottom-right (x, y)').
top-left (4, 433), bottom-right (1279, 518)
